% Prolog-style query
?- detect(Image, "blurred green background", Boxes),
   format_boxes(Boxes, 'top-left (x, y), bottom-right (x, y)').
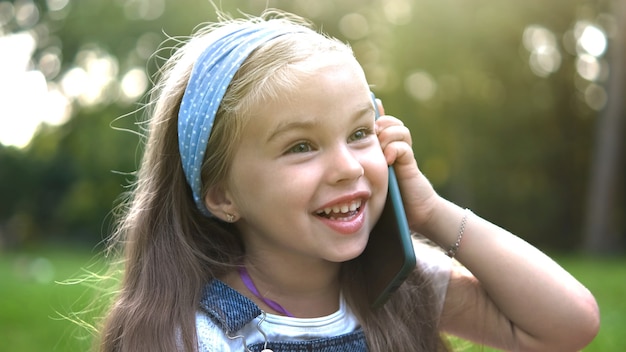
top-left (0, 0), bottom-right (624, 350)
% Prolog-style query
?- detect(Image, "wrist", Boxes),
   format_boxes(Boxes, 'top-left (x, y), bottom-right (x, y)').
top-left (413, 198), bottom-right (468, 253)
top-left (445, 208), bottom-right (472, 258)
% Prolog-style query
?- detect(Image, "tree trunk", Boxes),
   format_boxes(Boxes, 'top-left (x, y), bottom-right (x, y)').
top-left (583, 0), bottom-right (626, 254)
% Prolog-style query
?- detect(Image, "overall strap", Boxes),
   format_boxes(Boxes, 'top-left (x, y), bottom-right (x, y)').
top-left (200, 280), bottom-right (262, 333)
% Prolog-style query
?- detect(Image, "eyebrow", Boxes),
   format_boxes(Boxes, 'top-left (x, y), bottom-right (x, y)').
top-left (266, 104), bottom-right (375, 143)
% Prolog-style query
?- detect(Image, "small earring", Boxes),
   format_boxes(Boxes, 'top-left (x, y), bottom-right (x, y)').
top-left (225, 213), bottom-right (235, 222)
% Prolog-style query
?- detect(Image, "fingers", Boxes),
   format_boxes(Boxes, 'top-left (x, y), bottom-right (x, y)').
top-left (376, 115), bottom-right (412, 148)
top-left (375, 115), bottom-right (414, 165)
top-left (382, 140), bottom-right (415, 166)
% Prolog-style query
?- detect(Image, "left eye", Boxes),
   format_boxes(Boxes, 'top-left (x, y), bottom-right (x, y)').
top-left (287, 142), bottom-right (313, 154)
top-left (349, 128), bottom-right (371, 142)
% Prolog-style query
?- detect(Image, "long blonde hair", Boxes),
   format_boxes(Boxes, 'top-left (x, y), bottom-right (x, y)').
top-left (97, 10), bottom-right (449, 352)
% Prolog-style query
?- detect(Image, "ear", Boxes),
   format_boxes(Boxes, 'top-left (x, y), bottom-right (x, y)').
top-left (204, 184), bottom-right (239, 221)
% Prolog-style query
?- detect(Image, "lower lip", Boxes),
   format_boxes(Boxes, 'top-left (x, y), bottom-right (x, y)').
top-left (316, 206), bottom-right (366, 235)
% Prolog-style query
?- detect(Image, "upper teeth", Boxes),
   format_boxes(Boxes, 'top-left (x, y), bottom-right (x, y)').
top-left (318, 199), bottom-right (361, 215)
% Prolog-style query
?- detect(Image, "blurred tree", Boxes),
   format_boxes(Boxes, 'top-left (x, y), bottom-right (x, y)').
top-left (0, 0), bottom-right (623, 253)
top-left (583, 0), bottom-right (625, 254)
top-left (0, 104), bottom-right (138, 246)
top-left (345, 0), bottom-right (604, 250)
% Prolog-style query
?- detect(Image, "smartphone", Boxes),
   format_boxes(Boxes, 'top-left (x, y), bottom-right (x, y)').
top-left (361, 92), bottom-right (416, 309)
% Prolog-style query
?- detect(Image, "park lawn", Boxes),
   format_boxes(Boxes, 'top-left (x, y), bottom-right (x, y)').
top-left (555, 255), bottom-right (626, 352)
top-left (0, 247), bottom-right (624, 351)
top-left (0, 245), bottom-right (107, 352)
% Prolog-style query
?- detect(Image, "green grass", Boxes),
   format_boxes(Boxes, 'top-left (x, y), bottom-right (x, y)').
top-left (555, 255), bottom-right (626, 352)
top-left (1, 248), bottom-right (624, 351)
top-left (0, 246), bottom-right (107, 352)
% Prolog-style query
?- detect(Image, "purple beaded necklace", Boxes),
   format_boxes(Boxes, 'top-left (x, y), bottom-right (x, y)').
top-left (238, 266), bottom-right (294, 317)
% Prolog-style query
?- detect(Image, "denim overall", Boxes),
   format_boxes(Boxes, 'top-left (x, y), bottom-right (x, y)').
top-left (199, 280), bottom-right (368, 351)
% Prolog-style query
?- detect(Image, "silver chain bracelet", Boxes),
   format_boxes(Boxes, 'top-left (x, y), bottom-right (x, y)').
top-left (446, 208), bottom-right (472, 258)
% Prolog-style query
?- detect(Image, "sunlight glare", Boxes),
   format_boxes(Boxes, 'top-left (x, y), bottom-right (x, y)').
top-left (0, 31), bottom-right (35, 71)
top-left (0, 70), bottom-right (47, 148)
top-left (61, 47), bottom-right (119, 106)
top-left (120, 67), bottom-right (148, 103)
top-left (577, 23), bottom-right (607, 57)
top-left (60, 66), bottom-right (88, 98)
top-left (45, 84), bottom-right (72, 125)
top-left (0, 30), bottom-right (73, 148)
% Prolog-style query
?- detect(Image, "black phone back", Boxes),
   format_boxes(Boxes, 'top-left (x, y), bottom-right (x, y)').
top-left (360, 93), bottom-right (417, 309)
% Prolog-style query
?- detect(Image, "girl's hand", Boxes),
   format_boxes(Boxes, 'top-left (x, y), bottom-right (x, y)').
top-left (374, 100), bottom-right (441, 234)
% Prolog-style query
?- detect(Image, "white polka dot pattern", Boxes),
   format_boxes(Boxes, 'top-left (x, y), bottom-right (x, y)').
top-left (177, 23), bottom-right (300, 216)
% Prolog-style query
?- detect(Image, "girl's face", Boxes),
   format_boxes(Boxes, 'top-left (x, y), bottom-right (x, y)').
top-left (224, 53), bottom-right (388, 266)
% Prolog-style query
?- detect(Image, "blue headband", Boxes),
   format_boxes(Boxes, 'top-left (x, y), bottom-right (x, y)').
top-left (178, 22), bottom-right (300, 216)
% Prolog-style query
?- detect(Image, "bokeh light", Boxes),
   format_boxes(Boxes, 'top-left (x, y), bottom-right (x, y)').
top-left (523, 18), bottom-right (611, 111)
top-left (0, 0), bottom-right (617, 148)
top-left (0, 2), bottom-right (14, 29)
top-left (14, 0), bottom-right (39, 28)
top-left (382, 0), bottom-right (412, 25)
top-left (576, 53), bottom-right (602, 81)
top-left (405, 71), bottom-right (437, 102)
top-left (123, 0), bottom-right (165, 21)
top-left (120, 67), bottom-right (149, 103)
top-left (0, 0), bottom-right (157, 148)
top-left (584, 83), bottom-right (608, 111)
top-left (570, 20), bottom-right (609, 111)
top-left (338, 13), bottom-right (369, 40)
top-left (575, 22), bottom-right (607, 57)
top-left (46, 0), bottom-right (70, 12)
top-left (523, 25), bottom-right (562, 77)
top-left (60, 46), bottom-right (119, 106)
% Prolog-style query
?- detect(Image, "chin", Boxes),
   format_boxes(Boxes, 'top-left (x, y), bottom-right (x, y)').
top-left (334, 238), bottom-right (369, 263)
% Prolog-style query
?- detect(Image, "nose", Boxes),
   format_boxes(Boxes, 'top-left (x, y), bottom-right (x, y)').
top-left (327, 144), bottom-right (364, 184)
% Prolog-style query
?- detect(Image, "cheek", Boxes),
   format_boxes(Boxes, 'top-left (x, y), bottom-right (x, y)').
top-left (226, 155), bottom-right (269, 209)
top-left (364, 148), bottom-right (389, 187)
top-left (228, 157), bottom-right (316, 215)
top-left (362, 149), bottom-right (390, 217)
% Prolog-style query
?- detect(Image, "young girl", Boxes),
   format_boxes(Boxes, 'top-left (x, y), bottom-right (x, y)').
top-left (98, 10), bottom-right (599, 352)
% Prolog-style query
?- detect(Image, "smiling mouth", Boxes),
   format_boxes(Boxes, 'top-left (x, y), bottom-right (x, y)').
top-left (315, 199), bottom-right (362, 220)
